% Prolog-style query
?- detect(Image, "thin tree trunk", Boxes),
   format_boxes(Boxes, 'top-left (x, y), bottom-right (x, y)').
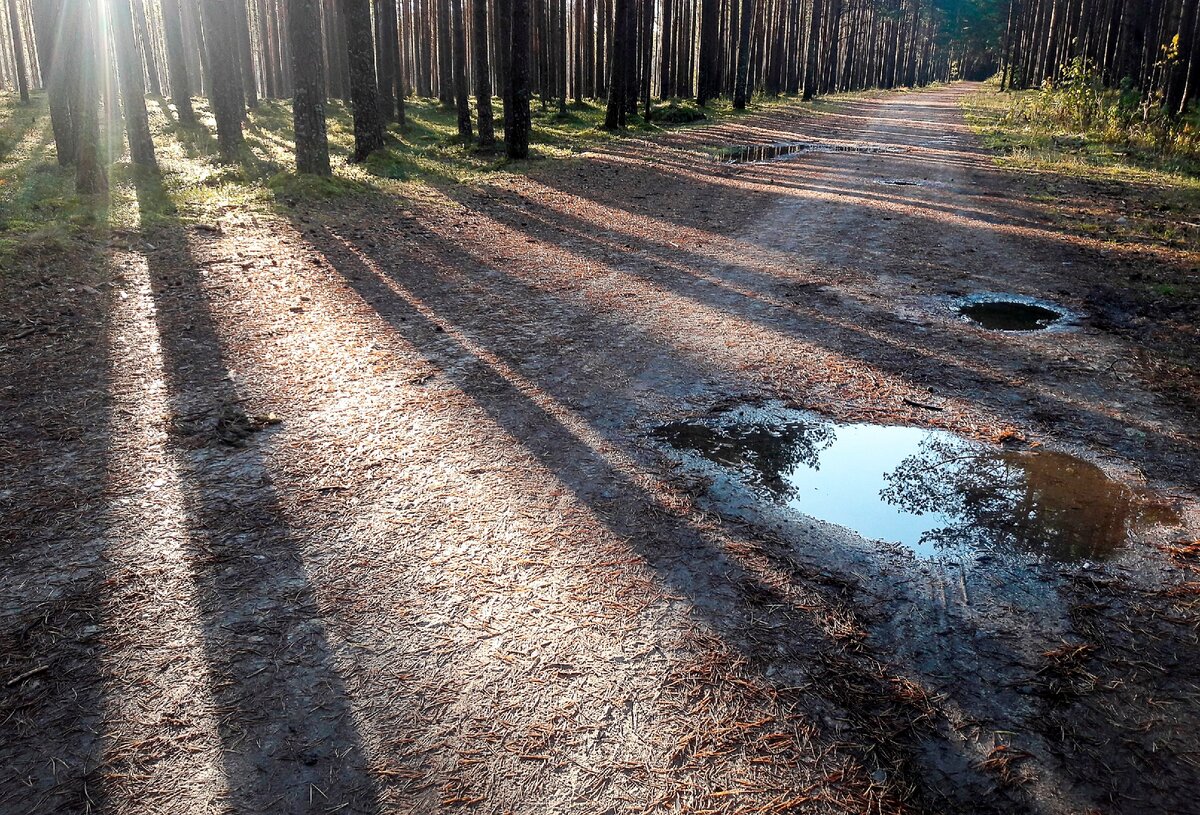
top-left (473, 0), bottom-right (495, 144)
top-left (451, 0), bottom-right (472, 135)
top-left (732, 0), bottom-right (753, 107)
top-left (162, 0), bottom-right (196, 122)
top-left (4, 0), bottom-right (27, 101)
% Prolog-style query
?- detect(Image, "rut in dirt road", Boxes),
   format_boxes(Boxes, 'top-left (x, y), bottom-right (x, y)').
top-left (2, 85), bottom-right (1198, 815)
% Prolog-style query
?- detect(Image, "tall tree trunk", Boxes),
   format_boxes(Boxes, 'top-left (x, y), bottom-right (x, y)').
top-left (4, 0), bottom-right (27, 101)
top-left (451, 0), bottom-right (472, 136)
top-left (803, 0), bottom-right (823, 99)
top-left (507, 0), bottom-right (531, 157)
top-left (65, 0), bottom-right (106, 192)
top-left (732, 0), bottom-right (753, 107)
top-left (200, 0), bottom-right (245, 160)
top-left (437, 0), bottom-right (453, 102)
top-left (696, 0), bottom-right (719, 104)
top-left (290, 0), bottom-right (331, 174)
top-left (473, 0), bottom-right (495, 144)
top-left (346, 0), bottom-right (386, 160)
top-left (161, 0), bottom-right (196, 122)
top-left (376, 0), bottom-right (398, 120)
top-left (604, 0), bottom-right (631, 125)
top-left (33, 0), bottom-right (74, 164)
top-left (130, 0), bottom-right (162, 96)
top-left (234, 0), bottom-right (258, 107)
top-left (110, 0), bottom-right (157, 168)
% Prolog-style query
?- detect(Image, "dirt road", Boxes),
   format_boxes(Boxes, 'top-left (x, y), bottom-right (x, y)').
top-left (3, 84), bottom-right (1198, 814)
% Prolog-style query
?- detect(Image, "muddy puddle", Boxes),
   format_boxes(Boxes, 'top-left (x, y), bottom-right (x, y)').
top-left (954, 294), bottom-right (1073, 332)
top-left (657, 406), bottom-right (1179, 562)
top-left (718, 141), bottom-right (905, 164)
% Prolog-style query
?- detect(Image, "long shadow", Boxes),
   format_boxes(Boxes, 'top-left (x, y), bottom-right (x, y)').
top-left (0, 249), bottom-right (115, 812)
top-left (298, 214), bottom-right (1069, 814)
top-left (131, 173), bottom-right (381, 813)
top-left (439, 182), bottom-right (1200, 488)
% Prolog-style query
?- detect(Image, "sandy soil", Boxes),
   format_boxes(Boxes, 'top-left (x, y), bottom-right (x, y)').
top-left (2, 84), bottom-right (1199, 815)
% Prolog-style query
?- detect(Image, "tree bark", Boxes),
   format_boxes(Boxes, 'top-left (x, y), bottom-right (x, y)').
top-left (472, 0), bottom-right (496, 144)
top-left (506, 0), bottom-right (531, 157)
top-left (162, 0), bottom-right (196, 122)
top-left (33, 0), bottom-right (74, 164)
top-left (199, 0), bottom-right (245, 160)
top-left (5, 0), bottom-right (28, 101)
top-left (345, 0), bottom-right (386, 160)
top-left (290, 0), bottom-right (331, 174)
top-left (732, 0), bottom-right (753, 108)
top-left (451, 0), bottom-right (472, 136)
top-left (110, 0), bottom-right (157, 168)
top-left (65, 0), bottom-right (107, 192)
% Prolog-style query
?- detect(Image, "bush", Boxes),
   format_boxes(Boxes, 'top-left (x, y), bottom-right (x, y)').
top-left (648, 101), bottom-right (708, 124)
top-left (1008, 57), bottom-right (1200, 157)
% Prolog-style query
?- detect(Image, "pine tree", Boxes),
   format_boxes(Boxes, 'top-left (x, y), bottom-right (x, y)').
top-left (5, 0), bottom-right (28, 102)
top-left (345, 0), bottom-right (386, 161)
top-left (199, 0), bottom-right (245, 159)
top-left (65, 0), bottom-right (107, 192)
top-left (110, 0), bottom-right (157, 168)
top-left (472, 0), bottom-right (496, 146)
top-left (451, 0), bottom-right (472, 137)
top-left (506, 0), bottom-right (531, 157)
top-left (290, 0), bottom-right (331, 174)
top-left (161, 0), bottom-right (196, 123)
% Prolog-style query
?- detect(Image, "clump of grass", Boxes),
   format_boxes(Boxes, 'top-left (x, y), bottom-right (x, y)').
top-left (268, 170), bottom-right (368, 201)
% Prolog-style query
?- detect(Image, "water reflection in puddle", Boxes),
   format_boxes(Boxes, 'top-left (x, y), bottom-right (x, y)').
top-left (718, 141), bottom-right (904, 164)
top-left (656, 407), bottom-right (1178, 561)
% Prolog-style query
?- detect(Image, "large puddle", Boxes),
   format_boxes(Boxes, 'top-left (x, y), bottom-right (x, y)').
top-left (656, 407), bottom-right (1179, 562)
top-left (718, 141), bottom-right (905, 164)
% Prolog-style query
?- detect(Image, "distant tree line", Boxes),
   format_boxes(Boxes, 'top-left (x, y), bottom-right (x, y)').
top-left (0, 0), bottom-right (1195, 190)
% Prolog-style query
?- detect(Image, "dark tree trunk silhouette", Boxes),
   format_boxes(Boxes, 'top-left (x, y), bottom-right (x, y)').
top-left (234, 0), bottom-right (258, 108)
top-left (604, 0), bottom-right (631, 127)
top-left (110, 0), bottom-right (157, 168)
top-left (507, 0), bottom-right (531, 157)
top-left (345, 0), bottom-right (385, 161)
top-left (732, 0), bottom-right (753, 108)
top-left (472, 0), bottom-right (496, 145)
top-left (696, 0), bottom-right (719, 105)
top-left (290, 0), bottom-right (330, 174)
top-left (451, 0), bottom-right (472, 137)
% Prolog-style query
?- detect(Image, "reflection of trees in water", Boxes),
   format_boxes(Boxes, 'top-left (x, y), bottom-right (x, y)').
top-left (881, 435), bottom-right (1154, 560)
top-left (657, 416), bottom-right (837, 500)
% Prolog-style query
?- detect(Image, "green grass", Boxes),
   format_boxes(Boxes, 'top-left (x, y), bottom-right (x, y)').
top-left (962, 85), bottom-right (1200, 255)
top-left (0, 84), bottom-right (876, 273)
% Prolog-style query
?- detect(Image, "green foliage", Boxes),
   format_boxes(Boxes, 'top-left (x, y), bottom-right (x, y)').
top-left (1008, 58), bottom-right (1200, 158)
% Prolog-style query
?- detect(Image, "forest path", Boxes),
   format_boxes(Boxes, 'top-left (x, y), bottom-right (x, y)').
top-left (2, 84), bottom-right (1198, 815)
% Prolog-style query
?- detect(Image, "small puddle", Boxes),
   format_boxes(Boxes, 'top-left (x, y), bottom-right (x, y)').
top-left (656, 406), bottom-right (1179, 562)
top-left (954, 294), bottom-right (1073, 332)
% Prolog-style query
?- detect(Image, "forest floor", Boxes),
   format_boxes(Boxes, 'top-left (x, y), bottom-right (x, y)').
top-left (2, 83), bottom-right (1200, 815)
